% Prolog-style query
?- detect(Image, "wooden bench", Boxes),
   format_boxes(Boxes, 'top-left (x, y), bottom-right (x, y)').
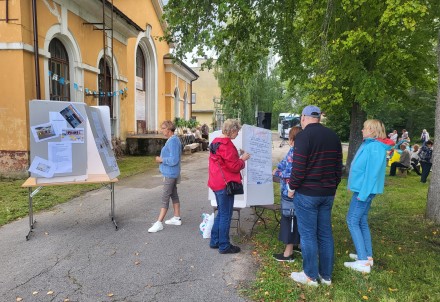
top-left (183, 143), bottom-right (201, 155)
top-left (398, 167), bottom-right (411, 177)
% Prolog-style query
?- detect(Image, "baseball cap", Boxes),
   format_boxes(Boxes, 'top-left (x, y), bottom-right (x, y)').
top-left (302, 105), bottom-right (321, 117)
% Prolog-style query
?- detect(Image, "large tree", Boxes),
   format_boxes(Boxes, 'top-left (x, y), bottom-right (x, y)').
top-left (163, 0), bottom-right (439, 171)
top-left (426, 29), bottom-right (440, 223)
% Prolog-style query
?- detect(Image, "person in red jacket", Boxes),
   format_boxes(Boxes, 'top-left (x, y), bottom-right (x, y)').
top-left (208, 119), bottom-right (250, 254)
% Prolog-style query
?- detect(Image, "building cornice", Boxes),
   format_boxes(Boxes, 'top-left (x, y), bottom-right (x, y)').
top-left (164, 54), bottom-right (199, 83)
top-left (152, 0), bottom-right (168, 35)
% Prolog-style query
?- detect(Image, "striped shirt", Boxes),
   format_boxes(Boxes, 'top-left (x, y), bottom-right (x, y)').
top-left (288, 123), bottom-right (342, 196)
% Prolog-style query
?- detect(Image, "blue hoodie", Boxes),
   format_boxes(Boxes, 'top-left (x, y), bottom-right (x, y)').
top-left (348, 138), bottom-right (392, 201)
top-left (159, 135), bottom-right (182, 178)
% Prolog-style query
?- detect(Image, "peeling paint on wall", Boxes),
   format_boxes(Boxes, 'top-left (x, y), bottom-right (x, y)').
top-left (0, 151), bottom-right (29, 178)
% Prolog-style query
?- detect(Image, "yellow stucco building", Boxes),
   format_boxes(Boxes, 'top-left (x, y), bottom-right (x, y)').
top-left (191, 59), bottom-right (221, 130)
top-left (0, 0), bottom-right (198, 177)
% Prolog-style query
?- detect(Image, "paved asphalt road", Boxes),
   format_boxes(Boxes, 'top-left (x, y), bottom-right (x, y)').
top-left (0, 132), bottom-right (291, 302)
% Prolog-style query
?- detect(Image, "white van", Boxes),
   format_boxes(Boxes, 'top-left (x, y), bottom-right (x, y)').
top-left (278, 113), bottom-right (300, 139)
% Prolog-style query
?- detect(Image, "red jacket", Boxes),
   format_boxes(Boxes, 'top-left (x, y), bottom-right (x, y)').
top-left (208, 137), bottom-right (245, 191)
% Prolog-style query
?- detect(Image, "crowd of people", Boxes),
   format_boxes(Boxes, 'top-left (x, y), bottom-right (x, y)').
top-left (146, 107), bottom-right (434, 287)
top-left (387, 128), bottom-right (434, 182)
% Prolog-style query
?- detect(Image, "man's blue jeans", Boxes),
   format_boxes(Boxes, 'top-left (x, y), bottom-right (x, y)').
top-left (346, 192), bottom-right (375, 260)
top-left (293, 192), bottom-right (335, 281)
top-left (210, 189), bottom-right (234, 252)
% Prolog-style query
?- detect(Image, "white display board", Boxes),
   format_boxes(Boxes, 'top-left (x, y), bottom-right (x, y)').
top-left (28, 100), bottom-right (120, 184)
top-left (209, 124), bottom-right (274, 208)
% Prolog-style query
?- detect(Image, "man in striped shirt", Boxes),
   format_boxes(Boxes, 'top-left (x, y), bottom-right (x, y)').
top-left (287, 105), bottom-right (343, 286)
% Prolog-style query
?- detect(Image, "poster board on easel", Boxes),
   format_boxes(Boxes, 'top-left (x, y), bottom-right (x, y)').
top-left (28, 100), bottom-right (120, 184)
top-left (208, 124), bottom-right (274, 208)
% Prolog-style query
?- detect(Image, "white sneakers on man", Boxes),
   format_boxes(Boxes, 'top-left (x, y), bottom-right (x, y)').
top-left (318, 274), bottom-right (332, 286)
top-left (290, 271), bottom-right (318, 287)
top-left (349, 253), bottom-right (374, 266)
top-left (344, 260), bottom-right (371, 273)
top-left (148, 221), bottom-right (164, 233)
top-left (165, 216), bottom-right (182, 225)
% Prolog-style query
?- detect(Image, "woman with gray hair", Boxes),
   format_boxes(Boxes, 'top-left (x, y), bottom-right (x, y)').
top-left (208, 119), bottom-right (250, 254)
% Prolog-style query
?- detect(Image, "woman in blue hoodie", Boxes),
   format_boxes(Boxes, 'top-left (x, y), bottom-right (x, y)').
top-left (344, 119), bottom-right (394, 273)
top-left (148, 120), bottom-right (182, 233)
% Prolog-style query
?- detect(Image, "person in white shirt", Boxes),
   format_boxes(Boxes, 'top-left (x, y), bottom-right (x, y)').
top-left (410, 144), bottom-right (421, 175)
top-left (420, 129), bottom-right (430, 145)
top-left (388, 130), bottom-right (398, 143)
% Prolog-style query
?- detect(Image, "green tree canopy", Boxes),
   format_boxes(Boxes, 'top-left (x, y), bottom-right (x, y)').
top-left (163, 0), bottom-right (439, 170)
top-left (215, 56), bottom-right (283, 126)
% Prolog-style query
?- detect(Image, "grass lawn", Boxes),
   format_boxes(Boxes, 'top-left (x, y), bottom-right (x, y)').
top-left (0, 156), bottom-right (156, 226)
top-left (243, 170), bottom-right (440, 302)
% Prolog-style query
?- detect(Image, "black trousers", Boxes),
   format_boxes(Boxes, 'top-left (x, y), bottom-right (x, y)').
top-left (389, 162), bottom-right (408, 176)
top-left (420, 161), bottom-right (432, 183)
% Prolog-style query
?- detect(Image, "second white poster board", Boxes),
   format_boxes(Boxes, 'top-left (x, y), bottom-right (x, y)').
top-left (209, 124), bottom-right (274, 208)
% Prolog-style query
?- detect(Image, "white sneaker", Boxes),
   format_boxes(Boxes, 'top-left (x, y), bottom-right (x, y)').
top-left (344, 260), bottom-right (371, 273)
top-left (290, 271), bottom-right (318, 287)
top-left (349, 253), bottom-right (374, 266)
top-left (148, 221), bottom-right (164, 233)
top-left (165, 216), bottom-right (182, 225)
top-left (318, 274), bottom-right (332, 285)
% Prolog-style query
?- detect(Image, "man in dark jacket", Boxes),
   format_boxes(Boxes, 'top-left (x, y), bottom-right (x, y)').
top-left (287, 105), bottom-right (342, 286)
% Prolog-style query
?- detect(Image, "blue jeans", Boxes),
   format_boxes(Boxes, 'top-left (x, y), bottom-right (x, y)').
top-left (293, 192), bottom-right (335, 281)
top-left (346, 192), bottom-right (375, 260)
top-left (210, 189), bottom-right (234, 252)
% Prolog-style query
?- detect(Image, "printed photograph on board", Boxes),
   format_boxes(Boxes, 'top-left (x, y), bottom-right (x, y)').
top-left (31, 122), bottom-right (58, 142)
top-left (61, 128), bottom-right (85, 143)
top-left (60, 104), bottom-right (85, 128)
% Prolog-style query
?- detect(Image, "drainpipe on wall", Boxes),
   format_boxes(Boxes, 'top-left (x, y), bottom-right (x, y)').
top-left (32, 0), bottom-right (41, 99)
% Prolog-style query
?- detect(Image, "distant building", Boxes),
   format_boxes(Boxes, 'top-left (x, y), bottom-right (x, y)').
top-left (191, 59), bottom-right (222, 130)
top-left (0, 0), bottom-right (198, 177)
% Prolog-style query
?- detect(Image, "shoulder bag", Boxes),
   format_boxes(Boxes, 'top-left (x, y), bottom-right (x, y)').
top-left (217, 160), bottom-right (243, 196)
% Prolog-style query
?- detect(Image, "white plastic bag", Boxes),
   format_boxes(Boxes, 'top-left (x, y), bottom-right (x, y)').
top-left (199, 213), bottom-right (215, 239)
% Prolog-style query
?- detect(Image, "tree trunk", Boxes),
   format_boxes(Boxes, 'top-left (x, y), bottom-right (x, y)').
top-left (426, 29), bottom-right (440, 223)
top-left (345, 102), bottom-right (366, 175)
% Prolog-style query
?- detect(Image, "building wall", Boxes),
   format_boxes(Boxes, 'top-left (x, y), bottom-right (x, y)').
top-left (0, 0), bottom-right (196, 177)
top-left (191, 59), bottom-right (220, 128)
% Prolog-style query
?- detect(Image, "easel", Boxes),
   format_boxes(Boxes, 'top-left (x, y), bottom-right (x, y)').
top-left (21, 175), bottom-right (118, 240)
top-left (25, 101), bottom-right (120, 240)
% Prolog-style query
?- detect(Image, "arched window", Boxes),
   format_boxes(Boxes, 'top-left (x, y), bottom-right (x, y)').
top-left (98, 57), bottom-right (113, 118)
top-left (49, 38), bottom-right (70, 101)
top-left (136, 46), bottom-right (145, 91)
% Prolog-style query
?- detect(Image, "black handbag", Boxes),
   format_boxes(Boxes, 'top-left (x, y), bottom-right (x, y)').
top-left (216, 158), bottom-right (244, 196)
top-left (226, 181), bottom-right (244, 196)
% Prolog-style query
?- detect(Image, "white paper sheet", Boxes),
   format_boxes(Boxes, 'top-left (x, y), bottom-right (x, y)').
top-left (49, 111), bottom-right (67, 136)
top-left (48, 142), bottom-right (73, 173)
top-left (242, 126), bottom-right (273, 185)
top-left (28, 156), bottom-right (56, 178)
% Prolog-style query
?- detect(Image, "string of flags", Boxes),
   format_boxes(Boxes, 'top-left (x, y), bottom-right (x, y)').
top-left (49, 71), bottom-right (128, 97)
